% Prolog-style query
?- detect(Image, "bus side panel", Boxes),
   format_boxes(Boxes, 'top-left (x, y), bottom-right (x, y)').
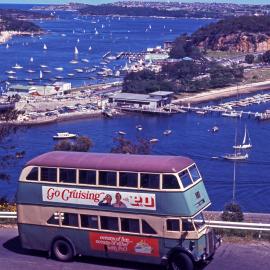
top-left (17, 181), bottom-right (210, 217)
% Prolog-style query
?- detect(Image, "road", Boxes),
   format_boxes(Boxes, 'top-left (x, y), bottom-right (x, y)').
top-left (0, 228), bottom-right (270, 270)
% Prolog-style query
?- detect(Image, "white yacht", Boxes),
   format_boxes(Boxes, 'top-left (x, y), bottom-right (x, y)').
top-left (70, 60), bottom-right (79, 64)
top-left (223, 152), bottom-right (248, 160)
top-left (163, 129), bottom-right (172, 136)
top-left (53, 132), bottom-right (77, 139)
top-left (12, 64), bottom-right (23, 69)
top-left (55, 67), bottom-right (64, 71)
top-left (81, 58), bottom-right (89, 63)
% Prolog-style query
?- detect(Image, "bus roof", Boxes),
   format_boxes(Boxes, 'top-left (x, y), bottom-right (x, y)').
top-left (26, 151), bottom-right (194, 173)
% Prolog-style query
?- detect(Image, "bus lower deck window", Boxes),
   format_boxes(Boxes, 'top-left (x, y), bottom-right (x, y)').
top-left (182, 219), bottom-right (195, 231)
top-left (47, 214), bottom-right (59, 225)
top-left (142, 220), bottom-right (157, 234)
top-left (166, 219), bottom-right (180, 231)
top-left (119, 172), bottom-right (138, 188)
top-left (41, 167), bottom-right (57, 182)
top-left (26, 167), bottom-right (38, 181)
top-left (60, 169), bottom-right (76, 183)
top-left (81, 214), bottom-right (98, 229)
top-left (162, 174), bottom-right (180, 189)
top-left (62, 213), bottom-right (79, 227)
top-left (99, 171), bottom-right (117, 186)
top-left (140, 173), bottom-right (160, 189)
top-left (121, 218), bottom-right (140, 233)
top-left (100, 216), bottom-right (119, 231)
top-left (79, 170), bottom-right (96, 185)
top-left (179, 170), bottom-right (193, 188)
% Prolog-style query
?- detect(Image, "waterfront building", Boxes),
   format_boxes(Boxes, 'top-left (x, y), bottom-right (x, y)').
top-left (7, 82), bottom-right (72, 97)
top-left (108, 91), bottom-right (173, 110)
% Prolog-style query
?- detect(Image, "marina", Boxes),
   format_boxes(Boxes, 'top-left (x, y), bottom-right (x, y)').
top-left (0, 7), bottom-right (270, 214)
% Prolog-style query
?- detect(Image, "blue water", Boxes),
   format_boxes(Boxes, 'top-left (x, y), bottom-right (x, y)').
top-left (0, 6), bottom-right (210, 88)
top-left (1, 5), bottom-right (270, 213)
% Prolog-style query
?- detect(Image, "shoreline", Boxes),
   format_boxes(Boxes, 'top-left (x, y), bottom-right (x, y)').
top-left (0, 30), bottom-right (43, 44)
top-left (173, 80), bottom-right (270, 105)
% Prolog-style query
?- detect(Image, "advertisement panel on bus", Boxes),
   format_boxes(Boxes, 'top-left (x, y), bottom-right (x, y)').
top-left (42, 186), bottom-right (156, 211)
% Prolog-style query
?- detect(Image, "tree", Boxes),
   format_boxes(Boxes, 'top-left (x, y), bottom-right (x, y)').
top-left (262, 50), bottom-right (270, 63)
top-left (169, 35), bottom-right (201, 59)
top-left (221, 202), bottom-right (244, 222)
top-left (0, 108), bottom-right (22, 182)
top-left (54, 136), bottom-right (93, 152)
top-left (111, 136), bottom-right (151, 155)
top-left (245, 54), bottom-right (255, 64)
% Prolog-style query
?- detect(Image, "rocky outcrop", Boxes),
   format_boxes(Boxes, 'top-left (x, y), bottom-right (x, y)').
top-left (197, 32), bottom-right (270, 53)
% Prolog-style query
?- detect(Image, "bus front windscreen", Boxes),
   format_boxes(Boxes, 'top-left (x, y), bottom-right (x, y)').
top-left (193, 212), bottom-right (206, 231)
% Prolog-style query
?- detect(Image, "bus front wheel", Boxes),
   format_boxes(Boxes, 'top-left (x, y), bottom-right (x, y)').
top-left (52, 239), bottom-right (74, 262)
top-left (169, 253), bottom-right (194, 270)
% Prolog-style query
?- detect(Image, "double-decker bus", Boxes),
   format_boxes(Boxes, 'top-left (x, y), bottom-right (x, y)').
top-left (17, 151), bottom-right (220, 270)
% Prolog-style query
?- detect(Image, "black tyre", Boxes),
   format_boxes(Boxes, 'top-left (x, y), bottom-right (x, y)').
top-left (169, 253), bottom-right (194, 270)
top-left (52, 239), bottom-right (74, 262)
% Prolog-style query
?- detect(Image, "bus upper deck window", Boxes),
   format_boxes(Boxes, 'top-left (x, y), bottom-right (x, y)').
top-left (99, 171), bottom-right (117, 186)
top-left (189, 165), bottom-right (201, 182)
top-left (79, 170), bottom-right (96, 185)
top-left (81, 214), bottom-right (98, 229)
top-left (59, 169), bottom-right (76, 184)
top-left (167, 219), bottom-right (180, 231)
top-left (142, 220), bottom-right (157, 234)
top-left (26, 167), bottom-right (38, 181)
top-left (41, 167), bottom-right (57, 182)
top-left (100, 216), bottom-right (119, 231)
top-left (121, 218), bottom-right (140, 233)
top-left (182, 219), bottom-right (195, 231)
top-left (119, 172), bottom-right (138, 188)
top-left (140, 173), bottom-right (160, 189)
top-left (179, 170), bottom-right (193, 188)
top-left (162, 174), bottom-right (180, 189)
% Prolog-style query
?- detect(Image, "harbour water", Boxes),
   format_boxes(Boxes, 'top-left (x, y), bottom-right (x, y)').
top-left (1, 5), bottom-right (270, 213)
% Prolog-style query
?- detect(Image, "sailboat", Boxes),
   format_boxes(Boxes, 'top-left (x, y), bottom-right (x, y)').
top-left (223, 126), bottom-right (249, 161)
top-left (43, 44), bottom-right (47, 50)
top-left (74, 46), bottom-right (79, 55)
top-left (39, 70), bottom-right (43, 79)
top-left (88, 46), bottom-right (92, 51)
top-left (233, 126), bottom-right (252, 149)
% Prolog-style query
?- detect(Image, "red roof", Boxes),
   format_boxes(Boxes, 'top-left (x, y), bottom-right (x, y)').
top-left (26, 151), bottom-right (194, 173)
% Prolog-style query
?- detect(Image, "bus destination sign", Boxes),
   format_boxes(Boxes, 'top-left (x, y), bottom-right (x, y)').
top-left (42, 186), bottom-right (156, 210)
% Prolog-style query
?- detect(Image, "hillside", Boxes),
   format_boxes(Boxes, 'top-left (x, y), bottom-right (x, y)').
top-left (192, 16), bottom-right (270, 52)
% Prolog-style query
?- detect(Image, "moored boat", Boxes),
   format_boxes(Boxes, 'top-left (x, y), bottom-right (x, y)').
top-left (53, 132), bottom-right (77, 139)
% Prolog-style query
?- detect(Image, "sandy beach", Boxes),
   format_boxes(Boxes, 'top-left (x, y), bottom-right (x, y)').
top-left (173, 80), bottom-right (270, 105)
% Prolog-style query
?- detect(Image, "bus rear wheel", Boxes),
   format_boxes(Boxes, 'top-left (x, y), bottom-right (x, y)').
top-left (169, 253), bottom-right (194, 270)
top-left (52, 239), bottom-right (74, 262)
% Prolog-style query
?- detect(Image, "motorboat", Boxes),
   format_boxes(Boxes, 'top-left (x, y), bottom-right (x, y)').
top-left (40, 64), bottom-right (48, 68)
top-left (74, 68), bottom-right (84, 73)
top-left (27, 69), bottom-right (36, 73)
top-left (81, 58), bottom-right (89, 63)
top-left (67, 73), bottom-right (75, 77)
top-left (53, 132), bottom-right (77, 139)
top-left (118, 131), bottom-right (126, 135)
top-left (149, 138), bottom-right (159, 143)
top-left (55, 67), bottom-right (64, 71)
top-left (70, 60), bottom-right (79, 64)
top-left (163, 129), bottom-right (172, 135)
top-left (136, 125), bottom-right (143, 131)
top-left (12, 63), bottom-right (23, 69)
top-left (211, 126), bottom-right (219, 133)
top-left (223, 152), bottom-right (248, 160)
top-left (5, 70), bottom-right (16, 74)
